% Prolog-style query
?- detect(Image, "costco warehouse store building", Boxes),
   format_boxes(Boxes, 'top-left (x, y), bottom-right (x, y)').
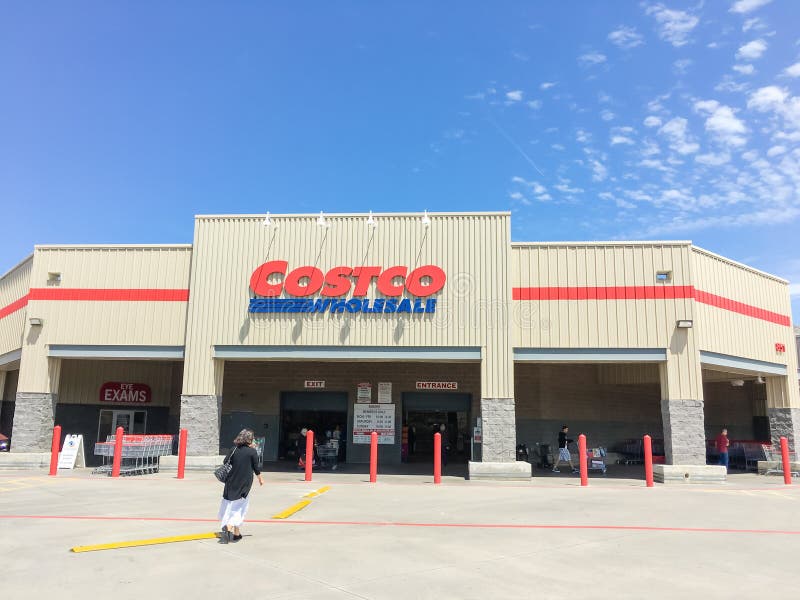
top-left (1, 211), bottom-right (798, 482)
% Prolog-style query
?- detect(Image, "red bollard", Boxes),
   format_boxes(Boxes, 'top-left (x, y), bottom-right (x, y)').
top-left (111, 426), bottom-right (124, 478)
top-left (48, 425), bottom-right (62, 476)
top-left (305, 430), bottom-right (314, 482)
top-left (643, 434), bottom-right (654, 488)
top-left (780, 436), bottom-right (792, 485)
top-left (177, 428), bottom-right (188, 480)
top-left (578, 434), bottom-right (588, 487)
top-left (370, 431), bottom-right (378, 483)
top-left (433, 432), bottom-right (442, 484)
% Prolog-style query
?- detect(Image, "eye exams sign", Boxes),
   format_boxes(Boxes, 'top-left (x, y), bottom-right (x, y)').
top-left (248, 261), bottom-right (446, 314)
top-left (100, 382), bottom-right (152, 404)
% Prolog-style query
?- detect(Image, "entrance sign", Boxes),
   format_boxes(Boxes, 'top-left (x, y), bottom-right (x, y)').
top-left (100, 382), bottom-right (152, 404)
top-left (357, 382), bottom-right (372, 403)
top-left (378, 382), bottom-right (392, 403)
top-left (353, 404), bottom-right (395, 444)
top-left (58, 434), bottom-right (86, 469)
top-left (304, 380), bottom-right (325, 389)
top-left (416, 381), bottom-right (458, 390)
top-left (248, 262), bottom-right (446, 314)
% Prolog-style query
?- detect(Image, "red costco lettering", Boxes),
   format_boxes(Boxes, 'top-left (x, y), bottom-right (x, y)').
top-left (250, 263), bottom-right (446, 298)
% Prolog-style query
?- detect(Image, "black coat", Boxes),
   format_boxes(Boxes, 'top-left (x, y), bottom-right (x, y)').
top-left (222, 445), bottom-right (261, 501)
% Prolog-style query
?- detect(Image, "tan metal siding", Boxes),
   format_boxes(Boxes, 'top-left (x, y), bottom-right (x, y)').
top-left (183, 213), bottom-right (513, 398)
top-left (17, 247), bottom-right (191, 392)
top-left (691, 248), bottom-right (794, 364)
top-left (58, 359), bottom-right (177, 407)
top-left (0, 257), bottom-right (32, 357)
top-left (511, 243), bottom-right (693, 349)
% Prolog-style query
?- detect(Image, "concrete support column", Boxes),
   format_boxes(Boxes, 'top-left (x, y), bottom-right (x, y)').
top-left (479, 397), bottom-right (516, 462)
top-left (766, 376), bottom-right (800, 450)
top-left (179, 394), bottom-right (222, 455)
top-left (12, 355), bottom-right (61, 453)
top-left (11, 392), bottom-right (57, 452)
top-left (179, 358), bottom-right (224, 456)
top-left (660, 399), bottom-right (707, 465)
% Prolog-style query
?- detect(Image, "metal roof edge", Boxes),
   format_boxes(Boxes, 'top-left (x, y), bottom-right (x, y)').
top-left (511, 240), bottom-right (692, 247)
top-left (195, 211), bottom-right (512, 219)
top-left (691, 246), bottom-right (788, 284)
top-left (34, 244), bottom-right (193, 250)
top-left (0, 254), bottom-right (34, 281)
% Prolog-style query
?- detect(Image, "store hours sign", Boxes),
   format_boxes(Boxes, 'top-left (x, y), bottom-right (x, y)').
top-left (353, 404), bottom-right (395, 445)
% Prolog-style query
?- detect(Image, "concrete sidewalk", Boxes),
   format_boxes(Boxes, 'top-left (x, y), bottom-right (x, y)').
top-left (1, 469), bottom-right (798, 599)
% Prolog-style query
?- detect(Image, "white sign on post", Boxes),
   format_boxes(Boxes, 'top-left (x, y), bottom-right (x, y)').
top-left (378, 382), bottom-right (392, 403)
top-left (353, 404), bottom-right (395, 444)
top-left (58, 434), bottom-right (86, 469)
top-left (356, 382), bottom-right (372, 403)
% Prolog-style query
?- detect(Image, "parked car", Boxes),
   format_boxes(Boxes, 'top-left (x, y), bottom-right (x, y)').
top-left (0, 434), bottom-right (9, 452)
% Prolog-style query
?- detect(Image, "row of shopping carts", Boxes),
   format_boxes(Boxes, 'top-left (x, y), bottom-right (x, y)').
top-left (93, 434), bottom-right (174, 476)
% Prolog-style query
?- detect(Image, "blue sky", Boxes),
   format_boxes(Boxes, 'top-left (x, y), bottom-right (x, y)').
top-left (2, 1), bottom-right (800, 316)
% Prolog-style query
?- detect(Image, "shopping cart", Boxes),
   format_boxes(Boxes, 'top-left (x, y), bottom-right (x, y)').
top-left (317, 441), bottom-right (339, 470)
top-left (586, 447), bottom-right (608, 475)
top-left (93, 434), bottom-right (174, 476)
top-left (762, 444), bottom-right (799, 477)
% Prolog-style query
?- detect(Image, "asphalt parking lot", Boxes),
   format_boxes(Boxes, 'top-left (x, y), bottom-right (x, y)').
top-left (1, 468), bottom-right (798, 599)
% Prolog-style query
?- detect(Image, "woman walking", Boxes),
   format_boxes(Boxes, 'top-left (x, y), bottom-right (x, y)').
top-left (219, 429), bottom-right (263, 543)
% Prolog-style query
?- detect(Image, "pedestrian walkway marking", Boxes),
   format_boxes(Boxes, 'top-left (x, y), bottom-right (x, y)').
top-left (303, 485), bottom-right (331, 498)
top-left (271, 500), bottom-right (312, 519)
top-left (70, 532), bottom-right (218, 553)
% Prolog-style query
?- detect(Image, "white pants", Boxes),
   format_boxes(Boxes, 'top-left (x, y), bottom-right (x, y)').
top-left (218, 496), bottom-right (250, 529)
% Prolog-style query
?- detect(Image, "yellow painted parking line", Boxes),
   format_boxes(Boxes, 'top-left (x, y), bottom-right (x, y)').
top-left (71, 532), bottom-right (219, 553)
top-left (303, 485), bottom-right (331, 498)
top-left (272, 499), bottom-right (312, 519)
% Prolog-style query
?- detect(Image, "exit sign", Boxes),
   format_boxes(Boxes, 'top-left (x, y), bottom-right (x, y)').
top-left (304, 380), bottom-right (325, 389)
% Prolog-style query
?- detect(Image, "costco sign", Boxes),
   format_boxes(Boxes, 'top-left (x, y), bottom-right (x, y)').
top-left (248, 262), bottom-right (446, 314)
top-left (100, 382), bottom-right (152, 404)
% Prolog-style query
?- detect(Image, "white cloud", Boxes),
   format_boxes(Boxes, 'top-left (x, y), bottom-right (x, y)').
top-left (576, 129), bottom-right (592, 144)
top-left (730, 0), bottom-right (773, 14)
top-left (578, 51), bottom-right (607, 67)
top-left (608, 26), bottom-right (644, 49)
top-left (767, 145), bottom-right (787, 157)
top-left (742, 17), bottom-right (767, 32)
top-left (509, 191), bottom-right (525, 200)
top-left (645, 4), bottom-right (699, 47)
top-left (527, 100), bottom-right (542, 110)
top-left (554, 182), bottom-right (584, 194)
top-left (639, 158), bottom-right (671, 171)
top-left (784, 62), bottom-right (800, 78)
top-left (641, 139), bottom-right (661, 156)
top-left (748, 85), bottom-right (788, 111)
top-left (551, 144), bottom-right (566, 151)
top-left (696, 152), bottom-right (731, 166)
top-left (659, 117), bottom-right (700, 154)
top-left (737, 39), bottom-right (768, 60)
top-left (540, 82), bottom-right (557, 90)
top-left (733, 64), bottom-right (755, 75)
top-left (741, 150), bottom-right (759, 161)
top-left (506, 90), bottom-right (523, 102)
top-left (644, 116), bottom-right (663, 128)
top-left (673, 59), bottom-right (693, 74)
top-left (611, 135), bottom-right (635, 146)
top-left (591, 160), bottom-right (608, 182)
top-left (695, 101), bottom-right (748, 147)
top-left (601, 109), bottom-right (615, 121)
top-left (708, 42), bottom-right (720, 49)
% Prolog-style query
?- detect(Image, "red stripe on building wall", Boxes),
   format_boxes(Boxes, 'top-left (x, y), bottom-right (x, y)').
top-left (512, 285), bottom-right (791, 326)
top-left (0, 294), bottom-right (29, 320)
top-left (512, 286), bottom-right (695, 301)
top-left (694, 290), bottom-right (791, 327)
top-left (27, 288), bottom-right (190, 302)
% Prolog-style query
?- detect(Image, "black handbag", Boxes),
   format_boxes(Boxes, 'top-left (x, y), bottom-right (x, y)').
top-left (214, 447), bottom-right (237, 483)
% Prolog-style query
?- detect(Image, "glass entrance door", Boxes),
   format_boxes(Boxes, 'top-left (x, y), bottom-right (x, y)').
top-left (98, 409), bottom-right (147, 442)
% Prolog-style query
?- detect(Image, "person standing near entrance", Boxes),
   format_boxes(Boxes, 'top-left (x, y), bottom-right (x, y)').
top-left (219, 429), bottom-right (263, 544)
top-left (552, 425), bottom-right (578, 474)
top-left (439, 424), bottom-right (449, 466)
top-left (716, 427), bottom-right (730, 471)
